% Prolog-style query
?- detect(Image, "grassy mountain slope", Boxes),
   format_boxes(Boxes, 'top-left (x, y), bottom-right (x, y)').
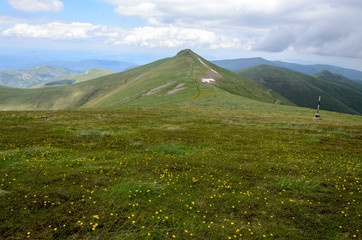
top-left (0, 50), bottom-right (292, 111)
top-left (312, 70), bottom-right (362, 93)
top-left (0, 66), bottom-right (77, 88)
top-left (85, 49), bottom-right (293, 109)
top-left (213, 57), bottom-right (362, 83)
top-left (237, 65), bottom-right (362, 115)
top-left (32, 68), bottom-right (115, 88)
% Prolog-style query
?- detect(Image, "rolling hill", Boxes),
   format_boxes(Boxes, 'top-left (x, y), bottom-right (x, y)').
top-left (32, 68), bottom-right (115, 88)
top-left (312, 70), bottom-right (362, 93)
top-left (213, 57), bottom-right (362, 84)
top-left (237, 65), bottom-right (362, 115)
top-left (0, 49), bottom-right (293, 111)
top-left (0, 66), bottom-right (78, 88)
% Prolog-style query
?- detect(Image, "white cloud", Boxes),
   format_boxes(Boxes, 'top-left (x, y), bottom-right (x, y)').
top-left (2, 0), bottom-right (362, 58)
top-left (7, 0), bottom-right (64, 12)
top-left (2, 22), bottom-right (119, 40)
top-left (2, 22), bottom-right (242, 50)
top-left (113, 25), bottom-right (241, 49)
top-left (102, 0), bottom-right (362, 58)
top-left (102, 0), bottom-right (305, 25)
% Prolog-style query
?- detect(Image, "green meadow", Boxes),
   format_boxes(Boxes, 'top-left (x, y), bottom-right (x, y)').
top-left (0, 105), bottom-right (360, 239)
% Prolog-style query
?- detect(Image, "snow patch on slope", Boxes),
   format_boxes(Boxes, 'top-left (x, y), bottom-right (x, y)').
top-left (201, 78), bottom-right (215, 83)
top-left (198, 58), bottom-right (219, 75)
top-left (211, 69), bottom-right (219, 74)
top-left (198, 57), bottom-right (208, 67)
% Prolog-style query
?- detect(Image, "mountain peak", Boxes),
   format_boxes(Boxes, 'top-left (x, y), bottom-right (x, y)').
top-left (29, 65), bottom-right (49, 70)
top-left (176, 49), bottom-right (197, 57)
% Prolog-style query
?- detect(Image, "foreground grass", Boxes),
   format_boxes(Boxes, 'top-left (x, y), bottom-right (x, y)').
top-left (0, 107), bottom-right (361, 239)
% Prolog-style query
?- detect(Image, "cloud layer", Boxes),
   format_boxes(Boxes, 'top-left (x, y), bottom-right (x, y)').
top-left (2, 22), bottom-right (126, 40)
top-left (102, 0), bottom-right (362, 58)
top-left (7, 0), bottom-right (64, 12)
top-left (115, 25), bottom-right (241, 49)
top-left (2, 22), bottom-right (242, 49)
top-left (1, 0), bottom-right (362, 59)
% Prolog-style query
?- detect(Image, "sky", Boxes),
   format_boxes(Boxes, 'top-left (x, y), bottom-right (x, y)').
top-left (0, 0), bottom-right (362, 70)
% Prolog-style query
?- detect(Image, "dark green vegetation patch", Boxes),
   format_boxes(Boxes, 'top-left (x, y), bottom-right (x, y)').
top-left (237, 65), bottom-right (362, 115)
top-left (44, 79), bottom-right (75, 86)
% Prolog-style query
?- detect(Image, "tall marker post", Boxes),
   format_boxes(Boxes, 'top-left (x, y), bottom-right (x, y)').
top-left (313, 96), bottom-right (321, 119)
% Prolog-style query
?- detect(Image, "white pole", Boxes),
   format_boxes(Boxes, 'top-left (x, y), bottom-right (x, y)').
top-left (317, 96), bottom-right (321, 114)
top-left (314, 96), bottom-right (321, 119)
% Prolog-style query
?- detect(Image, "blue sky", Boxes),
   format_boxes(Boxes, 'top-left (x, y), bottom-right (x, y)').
top-left (1, 0), bottom-right (362, 70)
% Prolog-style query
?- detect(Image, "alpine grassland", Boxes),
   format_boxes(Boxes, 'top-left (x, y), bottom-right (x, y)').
top-left (0, 103), bottom-right (361, 239)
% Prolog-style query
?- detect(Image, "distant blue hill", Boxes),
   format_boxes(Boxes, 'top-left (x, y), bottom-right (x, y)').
top-left (212, 57), bottom-right (362, 84)
top-left (0, 55), bottom-right (137, 72)
top-left (0, 55), bottom-right (44, 71)
top-left (48, 59), bottom-right (137, 72)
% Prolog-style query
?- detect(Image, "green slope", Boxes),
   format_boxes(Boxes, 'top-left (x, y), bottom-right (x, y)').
top-left (84, 49), bottom-right (293, 108)
top-left (0, 50), bottom-right (292, 110)
top-left (32, 68), bottom-right (115, 88)
top-left (237, 65), bottom-right (362, 115)
top-left (312, 70), bottom-right (362, 93)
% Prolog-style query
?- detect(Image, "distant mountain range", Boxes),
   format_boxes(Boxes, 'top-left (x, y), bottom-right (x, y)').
top-left (213, 57), bottom-right (362, 84)
top-left (47, 59), bottom-right (137, 72)
top-left (0, 65), bottom-right (119, 88)
top-left (0, 66), bottom-right (77, 88)
top-left (32, 68), bottom-right (115, 88)
top-left (0, 55), bottom-right (136, 72)
top-left (0, 57), bottom-right (136, 88)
